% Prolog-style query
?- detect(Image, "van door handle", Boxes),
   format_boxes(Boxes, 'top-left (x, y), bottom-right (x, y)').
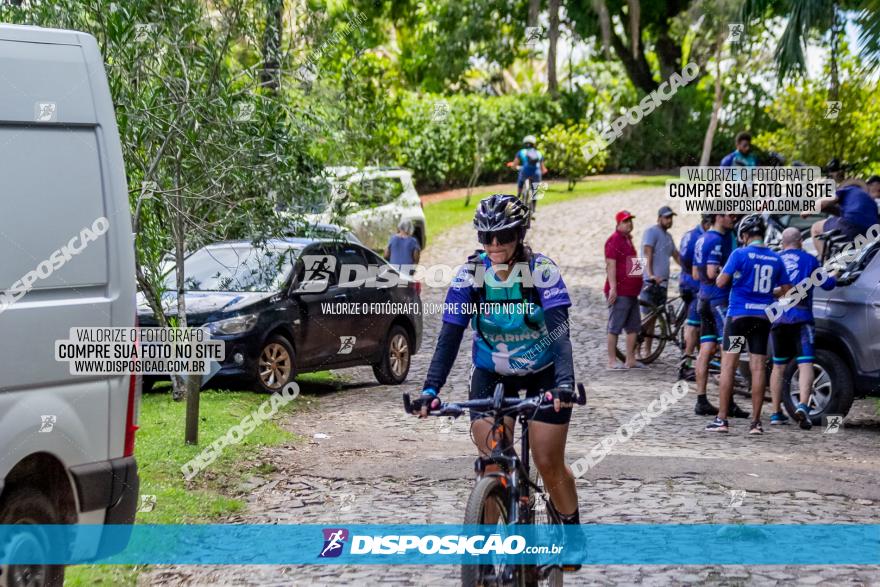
top-left (334, 293), bottom-right (347, 299)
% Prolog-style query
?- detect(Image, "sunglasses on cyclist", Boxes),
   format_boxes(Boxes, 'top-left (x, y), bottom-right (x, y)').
top-left (477, 227), bottom-right (520, 245)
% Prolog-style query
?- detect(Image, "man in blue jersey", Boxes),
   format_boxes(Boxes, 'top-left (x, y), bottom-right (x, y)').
top-left (677, 215), bottom-right (713, 380)
top-left (720, 132), bottom-right (758, 167)
top-left (768, 228), bottom-right (837, 430)
top-left (692, 213), bottom-right (749, 418)
top-left (706, 215), bottom-right (792, 434)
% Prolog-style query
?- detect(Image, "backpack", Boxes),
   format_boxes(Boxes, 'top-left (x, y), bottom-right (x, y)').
top-left (524, 148), bottom-right (541, 166)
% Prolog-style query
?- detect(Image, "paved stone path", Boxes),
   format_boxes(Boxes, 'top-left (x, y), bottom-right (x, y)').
top-left (142, 187), bottom-right (880, 586)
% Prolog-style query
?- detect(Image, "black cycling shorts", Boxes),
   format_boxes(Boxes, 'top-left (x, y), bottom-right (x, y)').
top-left (722, 316), bottom-right (771, 355)
top-left (771, 322), bottom-right (816, 365)
top-left (699, 299), bottom-right (727, 344)
top-left (468, 365), bottom-right (571, 425)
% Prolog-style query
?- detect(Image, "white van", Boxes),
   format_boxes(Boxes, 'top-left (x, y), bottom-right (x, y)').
top-left (0, 25), bottom-right (140, 585)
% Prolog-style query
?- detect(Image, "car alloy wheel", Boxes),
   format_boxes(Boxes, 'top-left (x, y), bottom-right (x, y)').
top-left (792, 363), bottom-right (833, 412)
top-left (389, 332), bottom-right (410, 379)
top-left (259, 342), bottom-right (292, 390)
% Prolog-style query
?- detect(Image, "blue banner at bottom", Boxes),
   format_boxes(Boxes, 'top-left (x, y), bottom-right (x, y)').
top-left (1, 524), bottom-right (878, 565)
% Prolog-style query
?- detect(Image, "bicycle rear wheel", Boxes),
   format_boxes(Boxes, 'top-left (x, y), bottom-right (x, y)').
top-left (614, 305), bottom-right (669, 365)
top-left (462, 476), bottom-right (522, 587)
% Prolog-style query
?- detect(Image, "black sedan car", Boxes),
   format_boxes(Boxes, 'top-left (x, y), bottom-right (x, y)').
top-left (139, 238), bottom-right (422, 392)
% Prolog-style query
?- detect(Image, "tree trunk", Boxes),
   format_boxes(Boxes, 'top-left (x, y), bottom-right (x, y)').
top-left (699, 35), bottom-right (724, 167)
top-left (168, 168), bottom-right (187, 403)
top-left (829, 3), bottom-right (841, 102)
top-left (528, 0), bottom-right (539, 27)
top-left (548, 0), bottom-right (559, 97)
top-left (609, 29), bottom-right (657, 93)
top-left (627, 0), bottom-right (640, 58)
top-left (261, 0), bottom-right (283, 91)
top-left (593, 0), bottom-right (612, 59)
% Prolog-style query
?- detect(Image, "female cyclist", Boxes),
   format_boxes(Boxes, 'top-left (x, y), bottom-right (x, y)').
top-left (414, 194), bottom-right (580, 535)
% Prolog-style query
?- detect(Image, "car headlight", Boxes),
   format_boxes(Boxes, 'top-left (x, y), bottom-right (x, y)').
top-left (205, 314), bottom-right (258, 335)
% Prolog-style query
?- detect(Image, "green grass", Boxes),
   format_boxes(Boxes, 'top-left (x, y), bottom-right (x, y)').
top-left (64, 381), bottom-right (315, 586)
top-left (424, 176), bottom-right (673, 242)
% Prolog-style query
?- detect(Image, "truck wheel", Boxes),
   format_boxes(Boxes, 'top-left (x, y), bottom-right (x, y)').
top-left (0, 487), bottom-right (65, 587)
top-left (781, 349), bottom-right (854, 426)
top-left (254, 335), bottom-right (296, 393)
top-left (372, 325), bottom-right (411, 385)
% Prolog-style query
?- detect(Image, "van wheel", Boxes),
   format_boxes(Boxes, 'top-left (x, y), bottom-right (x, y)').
top-left (0, 488), bottom-right (65, 587)
top-left (373, 325), bottom-right (411, 385)
top-left (254, 336), bottom-right (296, 393)
top-left (781, 349), bottom-right (854, 425)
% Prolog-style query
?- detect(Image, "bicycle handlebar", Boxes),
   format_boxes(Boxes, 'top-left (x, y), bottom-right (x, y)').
top-left (403, 383), bottom-right (586, 418)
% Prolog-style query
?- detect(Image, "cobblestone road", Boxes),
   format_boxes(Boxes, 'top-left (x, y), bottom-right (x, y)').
top-left (143, 187), bottom-right (880, 586)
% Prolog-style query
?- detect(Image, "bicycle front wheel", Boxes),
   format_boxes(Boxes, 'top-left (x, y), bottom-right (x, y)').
top-left (526, 471), bottom-right (564, 587)
top-left (462, 476), bottom-right (522, 587)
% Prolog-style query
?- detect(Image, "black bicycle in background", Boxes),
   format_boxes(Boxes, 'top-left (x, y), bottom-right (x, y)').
top-left (404, 383), bottom-right (587, 587)
top-left (614, 294), bottom-right (688, 365)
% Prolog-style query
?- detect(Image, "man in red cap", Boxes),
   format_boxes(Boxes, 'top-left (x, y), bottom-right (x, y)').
top-left (604, 210), bottom-right (644, 369)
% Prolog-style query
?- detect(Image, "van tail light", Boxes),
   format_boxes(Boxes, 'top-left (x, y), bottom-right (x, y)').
top-left (124, 317), bottom-right (141, 457)
top-left (411, 280), bottom-right (421, 296)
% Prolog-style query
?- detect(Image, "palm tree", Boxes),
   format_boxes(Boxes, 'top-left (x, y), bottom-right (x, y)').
top-left (741, 0), bottom-right (880, 99)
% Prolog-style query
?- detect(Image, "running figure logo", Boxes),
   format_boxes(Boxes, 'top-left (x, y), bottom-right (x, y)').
top-left (319, 528), bottom-right (349, 558)
top-left (824, 415), bottom-right (843, 434)
top-left (628, 257), bottom-right (646, 277)
top-left (726, 336), bottom-right (746, 353)
top-left (338, 336), bottom-right (356, 354)
top-left (39, 415), bottom-right (57, 433)
top-left (300, 255), bottom-right (337, 293)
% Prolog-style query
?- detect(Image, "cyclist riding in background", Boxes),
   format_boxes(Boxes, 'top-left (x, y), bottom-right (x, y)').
top-left (677, 214), bottom-right (713, 379)
top-left (413, 194), bottom-right (582, 551)
top-left (720, 131), bottom-right (758, 167)
top-left (507, 135), bottom-right (548, 199)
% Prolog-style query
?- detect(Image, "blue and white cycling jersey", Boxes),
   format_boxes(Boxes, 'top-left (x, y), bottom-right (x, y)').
top-left (722, 243), bottom-right (791, 318)
top-left (679, 224), bottom-right (704, 292)
top-left (694, 229), bottom-right (732, 302)
top-left (777, 249), bottom-right (836, 325)
top-left (442, 252), bottom-right (571, 375)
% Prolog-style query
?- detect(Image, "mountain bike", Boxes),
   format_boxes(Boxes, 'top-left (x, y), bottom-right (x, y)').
top-left (614, 294), bottom-right (687, 365)
top-left (520, 177), bottom-right (539, 228)
top-left (404, 383), bottom-right (587, 587)
top-left (506, 163), bottom-right (540, 228)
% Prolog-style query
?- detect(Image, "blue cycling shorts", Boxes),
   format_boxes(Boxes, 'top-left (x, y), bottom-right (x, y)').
top-left (771, 323), bottom-right (815, 364)
top-left (517, 169), bottom-right (542, 189)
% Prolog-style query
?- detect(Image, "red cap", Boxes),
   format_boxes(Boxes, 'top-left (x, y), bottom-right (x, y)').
top-left (615, 210), bottom-right (635, 224)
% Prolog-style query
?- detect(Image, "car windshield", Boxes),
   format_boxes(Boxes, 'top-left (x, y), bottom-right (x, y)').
top-left (169, 244), bottom-right (301, 292)
top-left (341, 176), bottom-right (405, 209)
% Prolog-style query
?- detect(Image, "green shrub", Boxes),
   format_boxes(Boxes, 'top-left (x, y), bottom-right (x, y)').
top-left (390, 93), bottom-right (565, 191)
top-left (542, 121), bottom-right (608, 190)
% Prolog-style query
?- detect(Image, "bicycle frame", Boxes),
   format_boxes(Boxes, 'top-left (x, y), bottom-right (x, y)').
top-left (473, 409), bottom-right (536, 525)
top-left (403, 383), bottom-right (587, 525)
